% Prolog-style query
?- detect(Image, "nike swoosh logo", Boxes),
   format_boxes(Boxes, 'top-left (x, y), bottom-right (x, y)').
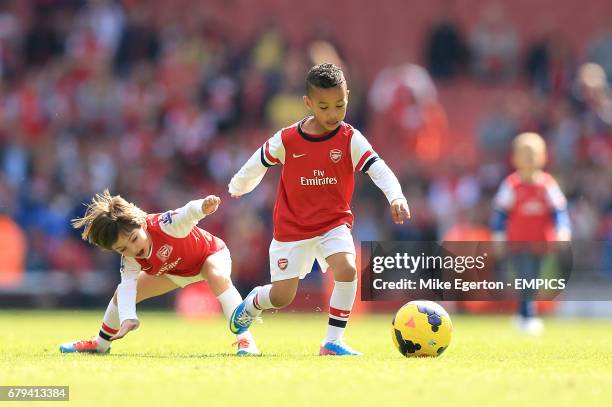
top-left (293, 153), bottom-right (306, 158)
top-left (339, 312), bottom-right (350, 317)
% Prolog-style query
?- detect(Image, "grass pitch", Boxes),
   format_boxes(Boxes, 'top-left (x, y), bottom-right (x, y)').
top-left (2, 310), bottom-right (612, 406)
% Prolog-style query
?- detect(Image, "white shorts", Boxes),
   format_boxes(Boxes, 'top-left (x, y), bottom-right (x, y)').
top-left (165, 248), bottom-right (232, 288)
top-left (269, 225), bottom-right (356, 282)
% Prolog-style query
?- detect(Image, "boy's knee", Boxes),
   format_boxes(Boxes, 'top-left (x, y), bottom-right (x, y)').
top-left (334, 264), bottom-right (357, 282)
top-left (210, 269), bottom-right (231, 282)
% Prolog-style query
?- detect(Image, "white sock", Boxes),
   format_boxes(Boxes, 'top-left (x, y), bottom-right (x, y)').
top-left (246, 284), bottom-right (274, 316)
top-left (218, 286), bottom-right (256, 343)
top-left (325, 280), bottom-right (357, 343)
top-left (237, 330), bottom-right (254, 342)
top-left (96, 300), bottom-right (120, 351)
top-left (216, 285), bottom-right (243, 321)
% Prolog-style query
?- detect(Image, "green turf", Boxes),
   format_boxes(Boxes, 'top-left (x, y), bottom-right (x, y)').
top-left (1, 310), bottom-right (612, 406)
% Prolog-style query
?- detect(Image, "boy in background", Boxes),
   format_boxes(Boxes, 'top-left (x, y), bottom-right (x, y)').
top-left (491, 132), bottom-right (571, 335)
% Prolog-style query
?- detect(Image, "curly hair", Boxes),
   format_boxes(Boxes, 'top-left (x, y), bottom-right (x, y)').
top-left (305, 63), bottom-right (346, 94)
top-left (71, 189), bottom-right (147, 250)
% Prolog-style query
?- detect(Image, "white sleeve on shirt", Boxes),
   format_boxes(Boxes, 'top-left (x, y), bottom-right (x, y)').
top-left (262, 130), bottom-right (285, 165)
top-left (544, 179), bottom-right (568, 210)
top-left (157, 199), bottom-right (206, 238)
top-left (117, 256), bottom-right (141, 323)
top-left (350, 129), bottom-right (405, 203)
top-left (544, 177), bottom-right (572, 238)
top-left (366, 160), bottom-right (406, 204)
top-left (350, 129), bottom-right (379, 171)
top-left (228, 130), bottom-right (285, 196)
top-left (493, 179), bottom-right (515, 211)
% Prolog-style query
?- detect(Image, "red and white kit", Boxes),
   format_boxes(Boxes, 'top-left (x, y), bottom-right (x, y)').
top-left (493, 171), bottom-right (569, 241)
top-left (117, 200), bottom-right (228, 322)
top-left (229, 119), bottom-right (405, 281)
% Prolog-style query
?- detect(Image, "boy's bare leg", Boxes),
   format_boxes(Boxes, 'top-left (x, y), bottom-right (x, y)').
top-left (242, 277), bottom-right (300, 318)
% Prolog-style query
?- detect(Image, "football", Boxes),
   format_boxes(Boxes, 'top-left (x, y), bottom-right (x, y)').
top-left (391, 300), bottom-right (453, 357)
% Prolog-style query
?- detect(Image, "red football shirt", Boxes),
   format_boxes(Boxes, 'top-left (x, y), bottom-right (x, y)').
top-left (261, 119), bottom-right (378, 241)
top-left (493, 171), bottom-right (568, 241)
top-left (117, 199), bottom-right (226, 322)
top-left (134, 213), bottom-right (226, 277)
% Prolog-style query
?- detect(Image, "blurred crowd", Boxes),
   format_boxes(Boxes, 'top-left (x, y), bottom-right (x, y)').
top-left (422, 0), bottom-right (612, 253)
top-left (0, 0), bottom-right (611, 291)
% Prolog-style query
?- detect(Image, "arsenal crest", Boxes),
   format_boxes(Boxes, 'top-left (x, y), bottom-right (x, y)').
top-left (330, 149), bottom-right (342, 163)
top-left (156, 244), bottom-right (173, 262)
top-left (278, 258), bottom-right (288, 270)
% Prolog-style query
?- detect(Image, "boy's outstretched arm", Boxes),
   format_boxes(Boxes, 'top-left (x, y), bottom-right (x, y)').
top-left (366, 160), bottom-right (411, 224)
top-left (111, 257), bottom-right (140, 340)
top-left (229, 131), bottom-right (284, 198)
top-left (156, 195), bottom-right (221, 239)
top-left (351, 129), bottom-right (410, 224)
top-left (228, 149), bottom-right (269, 198)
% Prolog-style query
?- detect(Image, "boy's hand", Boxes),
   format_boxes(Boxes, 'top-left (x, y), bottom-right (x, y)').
top-left (228, 180), bottom-right (243, 199)
top-left (202, 195), bottom-right (221, 215)
top-left (228, 185), bottom-right (242, 199)
top-left (111, 319), bottom-right (140, 341)
top-left (390, 198), bottom-right (411, 224)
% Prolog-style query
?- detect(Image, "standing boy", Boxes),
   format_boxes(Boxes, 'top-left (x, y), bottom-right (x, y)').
top-left (491, 132), bottom-right (571, 335)
top-left (228, 63), bottom-right (411, 355)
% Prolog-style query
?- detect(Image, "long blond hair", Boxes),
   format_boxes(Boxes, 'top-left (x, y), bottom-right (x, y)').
top-left (71, 189), bottom-right (147, 250)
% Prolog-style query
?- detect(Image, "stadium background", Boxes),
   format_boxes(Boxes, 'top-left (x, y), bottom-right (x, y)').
top-left (0, 0), bottom-right (611, 316)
